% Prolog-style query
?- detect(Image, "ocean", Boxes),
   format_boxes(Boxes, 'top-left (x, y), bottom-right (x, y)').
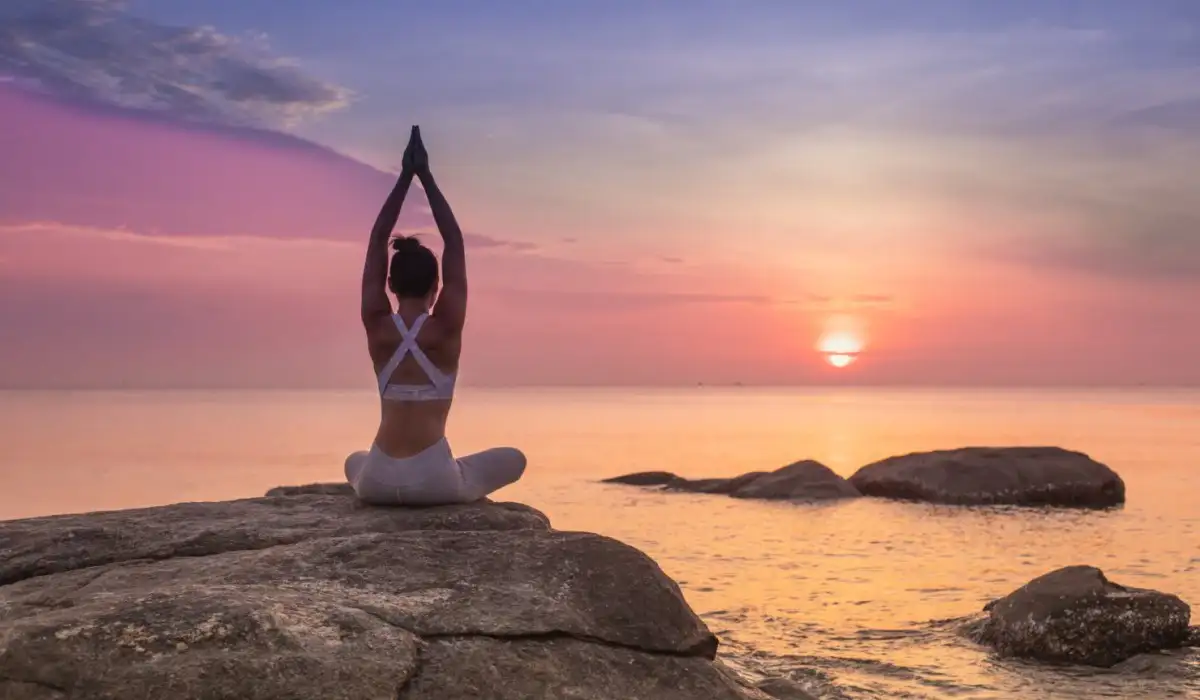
top-left (1, 387), bottom-right (1197, 699)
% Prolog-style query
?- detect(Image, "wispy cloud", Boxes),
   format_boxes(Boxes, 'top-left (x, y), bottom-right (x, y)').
top-left (490, 288), bottom-right (773, 310)
top-left (0, 221), bottom-right (233, 250)
top-left (0, 0), bottom-right (349, 128)
top-left (463, 232), bottom-right (538, 252)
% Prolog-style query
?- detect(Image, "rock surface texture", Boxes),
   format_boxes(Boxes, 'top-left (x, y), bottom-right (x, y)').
top-left (966, 566), bottom-right (1192, 667)
top-left (0, 485), bottom-right (775, 700)
top-left (848, 446), bottom-right (1125, 507)
top-left (603, 461), bottom-right (860, 502)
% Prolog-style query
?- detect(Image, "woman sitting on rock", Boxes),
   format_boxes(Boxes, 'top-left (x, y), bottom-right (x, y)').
top-left (345, 126), bottom-right (527, 505)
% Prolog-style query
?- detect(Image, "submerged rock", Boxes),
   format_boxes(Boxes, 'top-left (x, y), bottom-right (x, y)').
top-left (0, 485), bottom-right (764, 700)
top-left (601, 471), bottom-right (679, 486)
top-left (604, 461), bottom-right (860, 503)
top-left (967, 565), bottom-right (1191, 667)
top-left (666, 472), bottom-right (768, 495)
top-left (848, 446), bottom-right (1125, 507)
top-left (729, 461), bottom-right (860, 501)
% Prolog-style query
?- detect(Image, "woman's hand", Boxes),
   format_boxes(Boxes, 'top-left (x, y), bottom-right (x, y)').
top-left (401, 125), bottom-right (429, 175)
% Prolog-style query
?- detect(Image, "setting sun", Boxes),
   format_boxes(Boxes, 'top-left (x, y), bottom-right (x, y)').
top-left (827, 353), bottom-right (855, 368)
top-left (817, 325), bottom-right (865, 369)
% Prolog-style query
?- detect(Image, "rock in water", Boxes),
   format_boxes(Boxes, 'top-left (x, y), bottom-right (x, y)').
top-left (730, 461), bottom-right (860, 501)
top-left (0, 485), bottom-right (766, 700)
top-left (967, 566), bottom-right (1191, 667)
top-left (848, 446), bottom-right (1125, 507)
top-left (754, 677), bottom-right (820, 699)
top-left (600, 471), bottom-right (679, 486)
top-left (604, 462), bottom-right (859, 503)
top-left (664, 472), bottom-right (768, 495)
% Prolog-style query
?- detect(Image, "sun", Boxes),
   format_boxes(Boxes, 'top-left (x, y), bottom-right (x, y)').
top-left (827, 353), bottom-right (855, 368)
top-left (817, 327), bottom-right (865, 369)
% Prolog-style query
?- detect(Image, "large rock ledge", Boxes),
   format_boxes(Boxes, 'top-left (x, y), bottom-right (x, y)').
top-left (849, 446), bottom-right (1125, 508)
top-left (602, 460), bottom-right (860, 502)
top-left (0, 484), bottom-right (775, 700)
top-left (962, 565), bottom-right (1192, 667)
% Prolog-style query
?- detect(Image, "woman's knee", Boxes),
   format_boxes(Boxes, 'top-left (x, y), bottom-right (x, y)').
top-left (498, 447), bottom-right (527, 480)
top-left (344, 450), bottom-right (369, 483)
top-left (460, 446), bottom-right (526, 489)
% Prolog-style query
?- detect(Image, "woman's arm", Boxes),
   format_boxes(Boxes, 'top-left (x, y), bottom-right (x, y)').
top-left (407, 128), bottom-right (467, 331)
top-left (361, 169), bottom-right (414, 328)
top-left (420, 169), bottom-right (467, 331)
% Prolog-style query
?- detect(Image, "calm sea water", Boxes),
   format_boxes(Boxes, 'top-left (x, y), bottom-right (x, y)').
top-left (1, 388), bottom-right (1197, 699)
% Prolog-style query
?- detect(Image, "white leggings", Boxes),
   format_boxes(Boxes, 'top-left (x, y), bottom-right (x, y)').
top-left (344, 438), bottom-right (526, 506)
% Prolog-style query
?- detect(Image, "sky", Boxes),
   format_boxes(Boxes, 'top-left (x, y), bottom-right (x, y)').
top-left (1, 0), bottom-right (1199, 388)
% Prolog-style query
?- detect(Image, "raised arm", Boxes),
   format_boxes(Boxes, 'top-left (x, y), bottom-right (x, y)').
top-left (410, 129), bottom-right (467, 331)
top-left (360, 163), bottom-right (414, 329)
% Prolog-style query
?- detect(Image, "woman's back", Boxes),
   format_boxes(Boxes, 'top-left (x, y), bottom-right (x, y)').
top-left (369, 308), bottom-right (462, 457)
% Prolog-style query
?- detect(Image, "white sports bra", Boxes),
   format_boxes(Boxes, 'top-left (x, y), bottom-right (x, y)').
top-left (376, 313), bottom-right (457, 402)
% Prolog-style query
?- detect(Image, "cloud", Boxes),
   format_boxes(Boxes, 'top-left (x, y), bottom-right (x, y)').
top-left (850, 294), bottom-right (896, 306)
top-left (462, 232), bottom-right (538, 252)
top-left (983, 207), bottom-right (1200, 280)
top-left (490, 288), bottom-right (772, 311)
top-left (784, 293), bottom-right (898, 311)
top-left (0, 84), bottom-right (531, 255)
top-left (1111, 97), bottom-right (1200, 131)
top-left (0, 0), bottom-right (349, 128)
top-left (1, 220), bottom-right (231, 250)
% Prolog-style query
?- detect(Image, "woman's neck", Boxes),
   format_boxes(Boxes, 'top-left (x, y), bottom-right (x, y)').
top-left (394, 298), bottom-right (431, 317)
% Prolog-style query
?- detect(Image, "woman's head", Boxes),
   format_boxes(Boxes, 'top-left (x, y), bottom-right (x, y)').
top-left (388, 236), bottom-right (439, 301)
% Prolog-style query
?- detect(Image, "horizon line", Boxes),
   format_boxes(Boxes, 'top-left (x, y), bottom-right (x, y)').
top-left (2, 383), bottom-right (1199, 392)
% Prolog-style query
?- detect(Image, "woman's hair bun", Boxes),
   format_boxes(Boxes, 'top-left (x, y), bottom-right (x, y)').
top-left (391, 235), bottom-right (423, 252)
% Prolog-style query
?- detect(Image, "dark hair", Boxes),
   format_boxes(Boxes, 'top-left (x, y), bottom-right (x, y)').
top-left (388, 236), bottom-right (439, 298)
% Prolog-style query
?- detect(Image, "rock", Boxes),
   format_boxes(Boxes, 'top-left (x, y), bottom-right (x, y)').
top-left (730, 461), bottom-right (860, 501)
top-left (601, 471), bottom-right (679, 486)
top-left (264, 482), bottom-right (356, 497)
top-left (1189, 626), bottom-right (1200, 647)
top-left (0, 485), bottom-right (760, 699)
top-left (848, 446), bottom-right (1125, 507)
top-left (754, 677), bottom-right (819, 699)
top-left (0, 487), bottom-right (549, 586)
top-left (967, 565), bottom-right (1191, 667)
top-left (605, 461), bottom-right (860, 503)
top-left (401, 638), bottom-right (762, 700)
top-left (666, 472), bottom-right (769, 495)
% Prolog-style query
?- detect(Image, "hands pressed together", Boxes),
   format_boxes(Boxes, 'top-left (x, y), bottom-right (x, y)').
top-left (402, 125), bottom-right (430, 177)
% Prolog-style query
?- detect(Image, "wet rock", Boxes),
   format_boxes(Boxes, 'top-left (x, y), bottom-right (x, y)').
top-left (604, 461), bottom-right (859, 503)
top-left (730, 461), bottom-right (860, 501)
top-left (848, 446), bottom-right (1125, 507)
top-left (967, 565), bottom-right (1191, 667)
top-left (0, 486), bottom-right (758, 699)
top-left (666, 472), bottom-right (769, 495)
top-left (754, 677), bottom-right (820, 699)
top-left (601, 471), bottom-right (679, 486)
top-left (401, 637), bottom-right (761, 700)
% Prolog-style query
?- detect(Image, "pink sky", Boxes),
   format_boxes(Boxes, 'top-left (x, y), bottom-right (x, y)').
top-left (2, 83), bottom-right (1198, 388)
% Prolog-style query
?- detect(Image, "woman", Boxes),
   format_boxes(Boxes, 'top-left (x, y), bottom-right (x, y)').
top-left (345, 126), bottom-right (526, 505)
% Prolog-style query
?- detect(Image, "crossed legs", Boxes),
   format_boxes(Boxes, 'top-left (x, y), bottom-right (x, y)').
top-left (344, 442), bottom-right (526, 505)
